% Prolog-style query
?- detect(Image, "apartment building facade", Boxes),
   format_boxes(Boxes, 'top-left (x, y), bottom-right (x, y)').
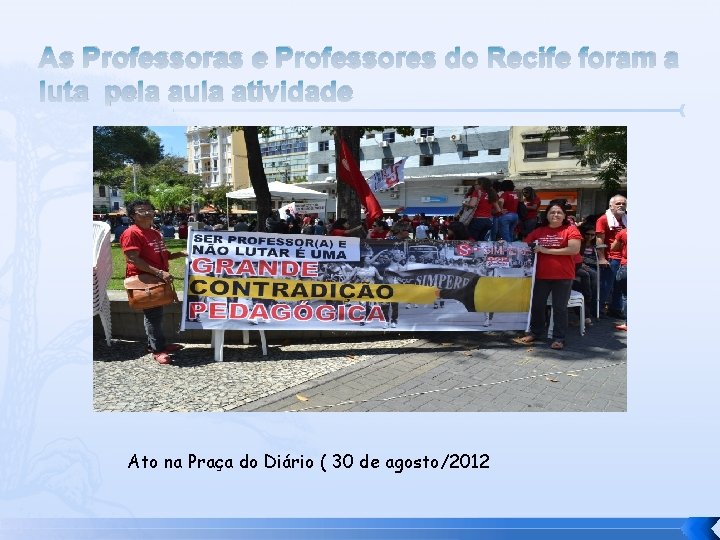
top-left (304, 126), bottom-right (510, 216)
top-left (507, 126), bottom-right (627, 218)
top-left (186, 126), bottom-right (250, 190)
top-left (184, 125), bottom-right (623, 219)
top-left (93, 183), bottom-right (124, 214)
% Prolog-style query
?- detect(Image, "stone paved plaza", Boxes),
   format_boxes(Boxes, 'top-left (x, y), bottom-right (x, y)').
top-left (93, 315), bottom-right (626, 413)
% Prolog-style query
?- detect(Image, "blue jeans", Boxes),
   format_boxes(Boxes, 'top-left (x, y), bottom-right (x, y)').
top-left (498, 212), bottom-right (518, 242)
top-left (468, 217), bottom-right (493, 242)
top-left (615, 264), bottom-right (627, 317)
top-left (599, 258), bottom-right (624, 313)
top-left (143, 306), bottom-right (167, 352)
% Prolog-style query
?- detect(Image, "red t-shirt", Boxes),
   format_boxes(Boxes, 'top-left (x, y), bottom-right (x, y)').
top-left (501, 191), bottom-right (519, 214)
top-left (595, 214), bottom-right (625, 260)
top-left (473, 191), bottom-right (494, 218)
top-left (329, 228), bottom-right (349, 237)
top-left (525, 196), bottom-right (541, 220)
top-left (526, 224), bottom-right (583, 280)
top-left (614, 229), bottom-right (628, 265)
top-left (120, 224), bottom-right (169, 277)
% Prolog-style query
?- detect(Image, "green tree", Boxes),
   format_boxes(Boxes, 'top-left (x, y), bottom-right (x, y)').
top-left (243, 126), bottom-right (273, 230)
top-left (145, 157), bottom-right (201, 189)
top-left (545, 126), bottom-right (627, 195)
top-left (150, 182), bottom-right (193, 213)
top-left (203, 185), bottom-right (234, 212)
top-left (93, 126), bottom-right (163, 172)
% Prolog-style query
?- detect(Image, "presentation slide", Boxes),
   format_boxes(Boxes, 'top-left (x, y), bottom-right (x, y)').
top-left (1, 1), bottom-right (717, 538)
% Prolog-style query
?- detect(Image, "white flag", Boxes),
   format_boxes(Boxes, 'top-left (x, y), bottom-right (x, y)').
top-left (366, 158), bottom-right (407, 193)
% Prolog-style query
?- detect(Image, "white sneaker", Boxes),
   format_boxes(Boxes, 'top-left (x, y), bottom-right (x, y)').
top-left (250, 319), bottom-right (259, 325)
top-left (483, 316), bottom-right (491, 327)
top-left (383, 322), bottom-right (389, 329)
top-left (390, 322), bottom-right (397, 328)
top-left (413, 304), bottom-right (418, 308)
top-left (405, 305), bottom-right (411, 309)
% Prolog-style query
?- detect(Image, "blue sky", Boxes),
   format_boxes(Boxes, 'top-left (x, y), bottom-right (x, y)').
top-left (148, 125), bottom-right (187, 157)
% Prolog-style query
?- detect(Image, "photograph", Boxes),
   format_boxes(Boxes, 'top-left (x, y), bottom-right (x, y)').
top-left (93, 126), bottom-right (627, 412)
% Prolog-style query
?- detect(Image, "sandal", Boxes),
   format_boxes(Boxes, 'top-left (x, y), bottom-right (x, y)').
top-left (152, 351), bottom-right (173, 365)
top-left (550, 341), bottom-right (565, 350)
top-left (512, 335), bottom-right (536, 345)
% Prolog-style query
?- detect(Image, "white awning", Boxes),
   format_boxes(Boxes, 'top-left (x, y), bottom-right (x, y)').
top-left (226, 181), bottom-right (328, 201)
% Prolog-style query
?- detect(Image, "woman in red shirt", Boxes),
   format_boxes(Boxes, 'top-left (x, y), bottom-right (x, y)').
top-left (520, 186), bottom-right (541, 238)
top-left (367, 219), bottom-right (389, 239)
top-left (467, 178), bottom-right (500, 241)
top-left (328, 218), bottom-right (364, 237)
top-left (121, 199), bottom-right (188, 364)
top-left (513, 199), bottom-right (582, 350)
top-left (497, 180), bottom-right (520, 242)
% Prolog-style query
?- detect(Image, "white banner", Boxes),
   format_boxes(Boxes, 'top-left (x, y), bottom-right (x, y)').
top-left (180, 232), bottom-right (533, 332)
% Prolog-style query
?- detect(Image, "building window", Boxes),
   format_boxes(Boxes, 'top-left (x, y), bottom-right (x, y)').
top-left (524, 142), bottom-right (548, 159)
top-left (420, 127), bottom-right (435, 138)
top-left (462, 150), bottom-right (479, 158)
top-left (382, 157), bottom-right (394, 168)
top-left (382, 131), bottom-right (395, 143)
top-left (364, 132), bottom-right (376, 139)
top-left (113, 202), bottom-right (120, 210)
top-left (98, 186), bottom-right (106, 197)
top-left (419, 155), bottom-right (434, 166)
top-left (488, 148), bottom-right (501, 156)
top-left (559, 139), bottom-right (584, 157)
top-left (318, 140), bottom-right (330, 151)
top-left (318, 164), bottom-right (329, 174)
top-left (111, 187), bottom-right (118, 196)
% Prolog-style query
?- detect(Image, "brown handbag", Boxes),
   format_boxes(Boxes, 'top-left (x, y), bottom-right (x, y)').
top-left (456, 194), bottom-right (479, 226)
top-left (123, 273), bottom-right (178, 311)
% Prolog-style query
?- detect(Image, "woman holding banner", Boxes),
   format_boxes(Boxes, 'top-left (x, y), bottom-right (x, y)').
top-left (513, 199), bottom-right (582, 350)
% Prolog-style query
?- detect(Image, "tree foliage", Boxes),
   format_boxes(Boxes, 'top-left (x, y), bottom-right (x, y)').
top-left (203, 185), bottom-right (234, 211)
top-left (93, 126), bottom-right (163, 172)
top-left (149, 182), bottom-right (193, 213)
top-left (545, 126), bottom-right (627, 195)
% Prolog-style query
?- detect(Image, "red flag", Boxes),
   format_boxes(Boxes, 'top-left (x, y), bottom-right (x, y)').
top-left (337, 139), bottom-right (383, 229)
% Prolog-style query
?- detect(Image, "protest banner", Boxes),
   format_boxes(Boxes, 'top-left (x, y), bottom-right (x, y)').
top-left (181, 231), bottom-right (534, 332)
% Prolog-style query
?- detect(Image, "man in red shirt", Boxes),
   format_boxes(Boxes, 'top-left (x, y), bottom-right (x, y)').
top-left (121, 199), bottom-right (188, 364)
top-left (595, 195), bottom-right (627, 318)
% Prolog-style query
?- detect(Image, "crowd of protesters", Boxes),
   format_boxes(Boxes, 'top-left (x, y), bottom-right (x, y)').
top-left (96, 184), bottom-right (626, 361)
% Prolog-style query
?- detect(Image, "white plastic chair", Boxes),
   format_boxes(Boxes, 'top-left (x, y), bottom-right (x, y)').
top-left (547, 289), bottom-right (585, 338)
top-left (93, 222), bottom-right (113, 346)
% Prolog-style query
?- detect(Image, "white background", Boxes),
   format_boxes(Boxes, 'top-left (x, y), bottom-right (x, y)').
top-left (0, 0), bottom-right (717, 518)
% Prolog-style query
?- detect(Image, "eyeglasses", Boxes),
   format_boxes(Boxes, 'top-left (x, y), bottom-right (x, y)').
top-left (134, 210), bottom-right (156, 216)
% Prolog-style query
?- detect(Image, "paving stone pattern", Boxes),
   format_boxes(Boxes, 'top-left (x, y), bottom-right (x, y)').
top-left (93, 318), bottom-right (626, 413)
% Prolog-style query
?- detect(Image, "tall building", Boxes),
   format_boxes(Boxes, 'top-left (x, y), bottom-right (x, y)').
top-left (186, 126), bottom-right (250, 190)
top-left (259, 126), bottom-right (309, 184)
